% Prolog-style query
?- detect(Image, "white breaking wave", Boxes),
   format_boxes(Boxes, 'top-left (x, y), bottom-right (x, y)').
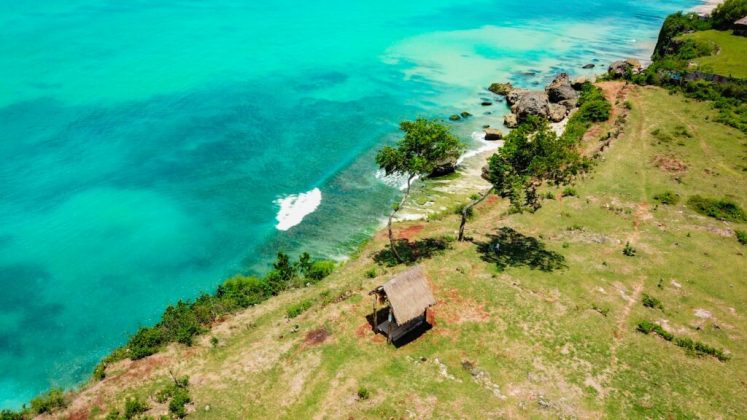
top-left (457, 131), bottom-right (503, 164)
top-left (274, 188), bottom-right (322, 231)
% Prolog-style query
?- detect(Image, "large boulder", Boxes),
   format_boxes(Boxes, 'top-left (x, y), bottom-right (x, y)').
top-left (546, 73), bottom-right (578, 103)
top-left (506, 89), bottom-right (528, 106)
top-left (484, 128), bottom-right (503, 140)
top-left (548, 103), bottom-right (568, 122)
top-left (513, 91), bottom-right (550, 121)
top-left (488, 82), bottom-right (513, 96)
top-left (429, 157), bottom-right (457, 178)
top-left (572, 76), bottom-right (591, 90)
top-left (504, 113), bottom-right (519, 128)
top-left (608, 58), bottom-right (642, 78)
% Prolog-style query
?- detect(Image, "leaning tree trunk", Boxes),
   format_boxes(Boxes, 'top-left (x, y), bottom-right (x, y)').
top-left (458, 187), bottom-right (494, 242)
top-left (387, 174), bottom-right (415, 263)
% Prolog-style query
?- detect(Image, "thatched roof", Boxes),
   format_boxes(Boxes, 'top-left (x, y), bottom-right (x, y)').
top-left (381, 266), bottom-right (436, 325)
top-left (735, 16), bottom-right (747, 25)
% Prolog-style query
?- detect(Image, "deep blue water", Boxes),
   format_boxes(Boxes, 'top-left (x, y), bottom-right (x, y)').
top-left (0, 0), bottom-right (696, 408)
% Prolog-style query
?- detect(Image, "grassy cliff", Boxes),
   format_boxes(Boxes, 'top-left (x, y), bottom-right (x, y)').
top-left (35, 83), bottom-right (747, 419)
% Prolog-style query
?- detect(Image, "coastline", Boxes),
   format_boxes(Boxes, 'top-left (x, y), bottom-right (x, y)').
top-left (692, 0), bottom-right (722, 15)
top-left (1, 0), bottom-right (719, 410)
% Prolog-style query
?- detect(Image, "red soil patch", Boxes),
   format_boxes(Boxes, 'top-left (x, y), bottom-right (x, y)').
top-left (485, 195), bottom-right (499, 206)
top-left (355, 322), bottom-right (373, 338)
top-left (398, 224), bottom-right (424, 240)
top-left (437, 288), bottom-right (490, 325)
top-left (653, 155), bottom-right (688, 173)
top-left (304, 328), bottom-right (330, 346)
top-left (68, 407), bottom-right (90, 420)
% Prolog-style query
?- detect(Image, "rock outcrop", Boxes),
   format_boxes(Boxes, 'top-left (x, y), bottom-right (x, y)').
top-left (484, 128), bottom-right (503, 140)
top-left (504, 113), bottom-right (518, 128)
top-left (506, 89), bottom-right (528, 106)
top-left (512, 91), bottom-right (550, 121)
top-left (488, 82), bottom-right (513, 96)
top-left (429, 157), bottom-right (457, 177)
top-left (548, 103), bottom-right (568, 123)
top-left (546, 73), bottom-right (578, 104)
top-left (608, 58), bottom-right (642, 78)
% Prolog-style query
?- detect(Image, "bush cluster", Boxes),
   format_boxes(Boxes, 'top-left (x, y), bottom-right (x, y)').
top-left (630, 3), bottom-right (747, 134)
top-left (687, 195), bottom-right (746, 222)
top-left (623, 242), bottom-right (637, 257)
top-left (97, 252), bottom-right (338, 363)
top-left (28, 389), bottom-right (66, 415)
top-left (637, 321), bottom-right (731, 361)
top-left (642, 293), bottom-right (664, 310)
top-left (287, 299), bottom-right (315, 318)
top-left (736, 230), bottom-right (747, 245)
top-left (563, 83), bottom-right (612, 143)
top-left (654, 191), bottom-right (681, 205)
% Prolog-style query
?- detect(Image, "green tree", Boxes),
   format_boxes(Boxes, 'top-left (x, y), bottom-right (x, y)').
top-left (484, 118), bottom-right (587, 214)
top-left (376, 118), bottom-right (465, 262)
top-left (711, 0), bottom-right (747, 29)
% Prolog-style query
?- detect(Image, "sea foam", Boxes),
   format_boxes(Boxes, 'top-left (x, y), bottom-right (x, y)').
top-left (274, 188), bottom-right (322, 231)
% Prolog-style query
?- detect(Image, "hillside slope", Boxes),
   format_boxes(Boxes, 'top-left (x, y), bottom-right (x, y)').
top-left (52, 85), bottom-right (747, 419)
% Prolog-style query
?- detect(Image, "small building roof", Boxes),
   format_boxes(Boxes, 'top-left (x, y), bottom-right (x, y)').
top-left (735, 17), bottom-right (747, 25)
top-left (379, 266), bottom-right (436, 325)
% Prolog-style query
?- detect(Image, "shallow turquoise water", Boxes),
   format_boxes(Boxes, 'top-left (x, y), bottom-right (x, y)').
top-left (0, 0), bottom-right (695, 408)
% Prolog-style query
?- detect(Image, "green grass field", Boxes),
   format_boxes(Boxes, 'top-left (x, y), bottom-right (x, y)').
top-left (681, 30), bottom-right (747, 79)
top-left (55, 86), bottom-right (747, 419)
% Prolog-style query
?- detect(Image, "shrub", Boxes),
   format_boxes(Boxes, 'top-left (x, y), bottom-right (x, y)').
top-left (642, 294), bottom-right (664, 310)
top-left (365, 268), bottom-right (377, 278)
top-left (304, 260), bottom-right (336, 283)
top-left (29, 389), bottom-right (66, 415)
top-left (592, 303), bottom-right (609, 317)
top-left (357, 387), bottom-right (370, 400)
top-left (217, 275), bottom-right (271, 308)
top-left (623, 242), bottom-right (637, 257)
top-left (123, 397), bottom-right (148, 419)
top-left (562, 187), bottom-right (578, 197)
top-left (636, 320), bottom-right (656, 334)
top-left (0, 411), bottom-right (23, 420)
top-left (104, 409), bottom-right (120, 420)
top-left (638, 320), bottom-right (730, 360)
top-left (545, 192), bottom-right (555, 200)
top-left (736, 230), bottom-right (747, 245)
top-left (287, 299), bottom-right (314, 318)
top-left (92, 361), bottom-right (107, 381)
top-left (687, 195), bottom-right (746, 222)
top-left (654, 191), bottom-right (680, 205)
top-left (623, 101), bottom-right (633, 110)
top-left (210, 336), bottom-right (219, 347)
top-left (168, 388), bottom-right (191, 418)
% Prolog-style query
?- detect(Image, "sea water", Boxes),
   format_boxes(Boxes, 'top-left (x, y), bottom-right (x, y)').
top-left (0, 0), bottom-right (696, 408)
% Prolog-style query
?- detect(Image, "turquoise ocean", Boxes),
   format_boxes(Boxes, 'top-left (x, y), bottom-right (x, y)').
top-left (0, 0), bottom-right (696, 408)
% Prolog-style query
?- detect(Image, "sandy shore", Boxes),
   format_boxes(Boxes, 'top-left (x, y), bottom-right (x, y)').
top-left (692, 0), bottom-right (722, 15)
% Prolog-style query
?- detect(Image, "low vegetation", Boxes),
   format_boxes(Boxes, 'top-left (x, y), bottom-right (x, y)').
top-left (21, 81), bottom-right (747, 420)
top-left (687, 195), bottom-right (746, 222)
top-left (637, 321), bottom-right (731, 361)
top-left (91, 251), bottom-right (336, 379)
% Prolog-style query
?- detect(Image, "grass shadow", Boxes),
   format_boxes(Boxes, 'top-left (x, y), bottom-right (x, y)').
top-left (476, 227), bottom-right (566, 272)
top-left (373, 237), bottom-right (451, 267)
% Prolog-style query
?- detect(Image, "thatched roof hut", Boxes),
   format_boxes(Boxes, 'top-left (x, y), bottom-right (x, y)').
top-left (736, 17), bottom-right (747, 36)
top-left (369, 266), bottom-right (436, 343)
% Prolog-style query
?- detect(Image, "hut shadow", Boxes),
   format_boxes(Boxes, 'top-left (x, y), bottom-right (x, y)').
top-left (476, 227), bottom-right (566, 272)
top-left (373, 237), bottom-right (450, 267)
top-left (364, 308), bottom-right (432, 348)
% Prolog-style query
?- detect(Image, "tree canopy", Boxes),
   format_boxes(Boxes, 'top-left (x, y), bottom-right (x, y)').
top-left (485, 116), bottom-right (589, 212)
top-left (376, 118), bottom-right (465, 179)
top-left (712, 0), bottom-right (747, 29)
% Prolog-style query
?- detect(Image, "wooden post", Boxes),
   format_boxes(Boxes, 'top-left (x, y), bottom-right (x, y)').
top-left (387, 309), bottom-right (393, 344)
